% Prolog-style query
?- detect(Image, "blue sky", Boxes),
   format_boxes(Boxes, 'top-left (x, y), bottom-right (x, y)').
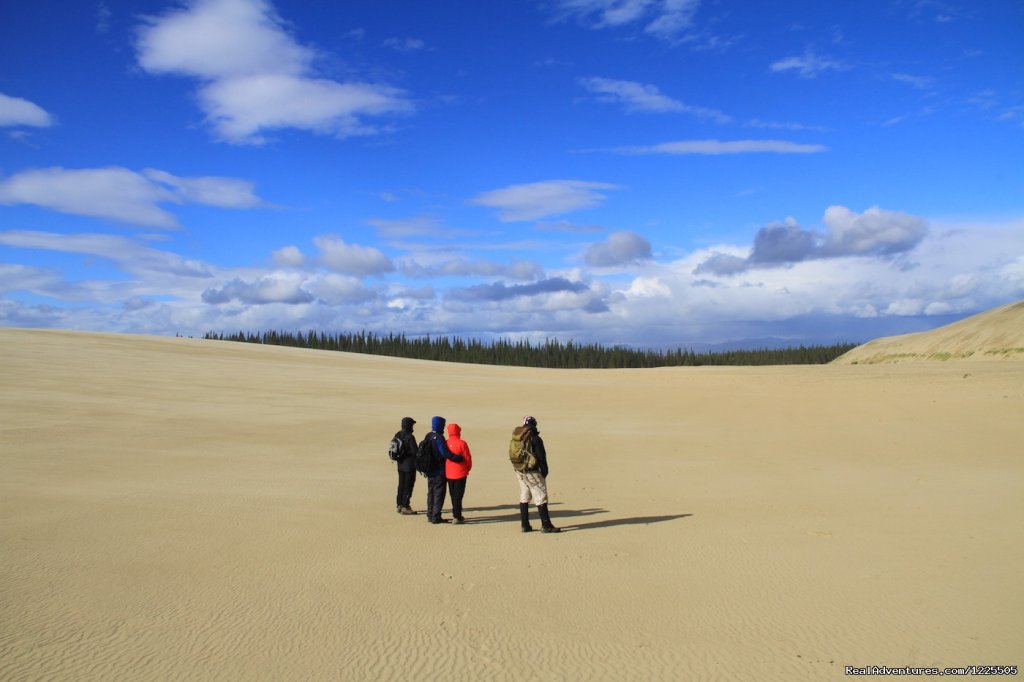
top-left (1, 0), bottom-right (1022, 349)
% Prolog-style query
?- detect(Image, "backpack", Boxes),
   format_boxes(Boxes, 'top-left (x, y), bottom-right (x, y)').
top-left (415, 432), bottom-right (440, 476)
top-left (387, 433), bottom-right (403, 462)
top-left (508, 426), bottom-right (538, 472)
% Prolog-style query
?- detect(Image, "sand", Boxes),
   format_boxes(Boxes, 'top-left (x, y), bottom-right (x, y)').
top-left (2, 328), bottom-right (1022, 680)
top-left (836, 300), bottom-right (1024, 364)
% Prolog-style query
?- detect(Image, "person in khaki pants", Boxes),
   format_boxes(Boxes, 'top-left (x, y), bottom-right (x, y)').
top-left (516, 416), bottom-right (560, 534)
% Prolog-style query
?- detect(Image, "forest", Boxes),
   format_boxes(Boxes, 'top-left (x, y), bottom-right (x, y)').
top-left (203, 330), bottom-right (857, 368)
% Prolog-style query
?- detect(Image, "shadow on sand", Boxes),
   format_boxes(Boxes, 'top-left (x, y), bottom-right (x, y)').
top-left (456, 504), bottom-right (693, 531)
top-left (557, 513), bottom-right (693, 531)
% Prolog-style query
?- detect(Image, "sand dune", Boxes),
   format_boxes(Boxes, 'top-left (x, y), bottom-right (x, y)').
top-left (2, 327), bottom-right (1022, 680)
top-left (835, 300), bottom-right (1024, 364)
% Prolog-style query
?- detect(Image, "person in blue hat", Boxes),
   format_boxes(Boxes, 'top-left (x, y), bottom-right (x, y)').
top-left (422, 415), bottom-right (464, 524)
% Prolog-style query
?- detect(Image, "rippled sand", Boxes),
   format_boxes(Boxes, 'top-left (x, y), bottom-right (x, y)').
top-left (2, 328), bottom-right (1022, 680)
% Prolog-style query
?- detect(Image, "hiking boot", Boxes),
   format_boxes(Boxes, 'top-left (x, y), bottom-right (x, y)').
top-left (539, 504), bottom-right (560, 533)
top-left (400, 507), bottom-right (417, 515)
top-left (453, 517), bottom-right (465, 525)
top-left (519, 502), bottom-right (534, 533)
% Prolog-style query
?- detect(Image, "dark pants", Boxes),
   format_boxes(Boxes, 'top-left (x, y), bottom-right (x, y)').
top-left (447, 477), bottom-right (467, 519)
top-left (396, 470), bottom-right (416, 509)
top-left (426, 475), bottom-right (447, 521)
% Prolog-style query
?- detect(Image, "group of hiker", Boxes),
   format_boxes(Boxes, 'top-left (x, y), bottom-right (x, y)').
top-left (387, 415), bottom-right (561, 533)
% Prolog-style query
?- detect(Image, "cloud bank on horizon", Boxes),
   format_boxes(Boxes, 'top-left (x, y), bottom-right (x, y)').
top-left (1, 0), bottom-right (1022, 348)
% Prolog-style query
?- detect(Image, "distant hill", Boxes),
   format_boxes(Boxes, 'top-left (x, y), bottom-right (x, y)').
top-left (833, 300), bottom-right (1024, 364)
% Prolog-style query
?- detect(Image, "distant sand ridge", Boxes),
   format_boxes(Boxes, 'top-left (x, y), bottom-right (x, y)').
top-left (2, 317), bottom-right (1022, 680)
top-left (835, 300), bottom-right (1024, 364)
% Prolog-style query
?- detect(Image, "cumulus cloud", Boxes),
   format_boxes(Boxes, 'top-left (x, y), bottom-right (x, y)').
top-left (610, 139), bottom-right (827, 155)
top-left (0, 166), bottom-right (267, 227)
top-left (820, 205), bottom-right (929, 257)
top-left (449, 277), bottom-right (590, 302)
top-left (0, 93), bottom-right (55, 127)
top-left (313, 235), bottom-right (394, 276)
top-left (579, 77), bottom-right (730, 121)
top-left (136, 0), bottom-right (412, 143)
top-left (585, 230), bottom-right (653, 267)
top-left (272, 245), bottom-right (305, 267)
top-left (748, 217), bottom-right (818, 264)
top-left (695, 206), bottom-right (929, 275)
top-left (692, 251), bottom-right (747, 276)
top-left (202, 272), bottom-right (314, 304)
top-left (305, 273), bottom-right (376, 304)
top-left (469, 180), bottom-right (619, 221)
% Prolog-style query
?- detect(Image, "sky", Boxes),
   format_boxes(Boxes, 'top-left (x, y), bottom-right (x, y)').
top-left (1, 0), bottom-right (1023, 349)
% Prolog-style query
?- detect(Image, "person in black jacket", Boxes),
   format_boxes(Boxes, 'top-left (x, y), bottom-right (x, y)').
top-left (393, 417), bottom-right (418, 515)
top-left (517, 415), bottom-right (560, 533)
top-left (423, 415), bottom-right (464, 524)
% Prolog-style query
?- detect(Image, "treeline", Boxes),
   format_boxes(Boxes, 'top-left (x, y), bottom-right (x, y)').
top-left (202, 330), bottom-right (857, 368)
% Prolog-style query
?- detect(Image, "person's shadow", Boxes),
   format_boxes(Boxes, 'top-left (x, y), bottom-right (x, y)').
top-left (558, 513), bottom-right (693, 531)
top-left (461, 504), bottom-right (692, 530)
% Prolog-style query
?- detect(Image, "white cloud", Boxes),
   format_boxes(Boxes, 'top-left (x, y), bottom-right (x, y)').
top-left (198, 74), bottom-right (410, 142)
top-left (695, 206), bottom-right (930, 275)
top-left (0, 167), bottom-right (268, 227)
top-left (313, 235), bottom-right (394, 276)
top-left (136, 0), bottom-right (412, 144)
top-left (272, 245), bottom-right (305, 267)
top-left (383, 37), bottom-right (426, 51)
top-left (612, 218), bottom-right (1024, 344)
top-left (0, 93), bottom-right (55, 127)
top-left (550, 0), bottom-right (700, 41)
top-left (396, 256), bottom-right (545, 281)
top-left (469, 180), bottom-right (620, 221)
top-left (770, 50), bottom-right (848, 78)
top-left (142, 169), bottom-right (266, 208)
top-left (645, 0), bottom-right (700, 39)
top-left (0, 230), bottom-right (214, 278)
top-left (579, 77), bottom-right (731, 120)
top-left (202, 272), bottom-right (314, 304)
top-left (585, 230), bottom-right (653, 267)
top-left (368, 216), bottom-right (466, 239)
top-left (305, 273), bottom-right (376, 305)
top-left (0, 263), bottom-right (62, 294)
top-left (0, 167), bottom-right (178, 227)
top-left (137, 0), bottom-right (312, 78)
top-left (891, 72), bottom-right (934, 90)
top-left (821, 206), bottom-right (929, 257)
top-left (611, 139), bottom-right (827, 154)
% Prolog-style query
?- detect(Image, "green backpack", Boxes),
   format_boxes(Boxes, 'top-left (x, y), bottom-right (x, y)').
top-left (508, 426), bottom-right (538, 472)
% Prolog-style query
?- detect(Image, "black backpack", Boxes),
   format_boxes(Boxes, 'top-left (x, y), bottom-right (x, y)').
top-left (415, 432), bottom-right (439, 475)
top-left (387, 433), bottom-right (403, 462)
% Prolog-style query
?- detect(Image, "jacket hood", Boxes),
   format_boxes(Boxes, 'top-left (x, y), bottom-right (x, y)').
top-left (431, 416), bottom-right (446, 432)
top-left (401, 417), bottom-right (415, 432)
top-left (447, 423), bottom-right (461, 438)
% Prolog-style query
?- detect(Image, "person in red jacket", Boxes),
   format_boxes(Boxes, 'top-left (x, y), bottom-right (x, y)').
top-left (445, 423), bottom-right (473, 525)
